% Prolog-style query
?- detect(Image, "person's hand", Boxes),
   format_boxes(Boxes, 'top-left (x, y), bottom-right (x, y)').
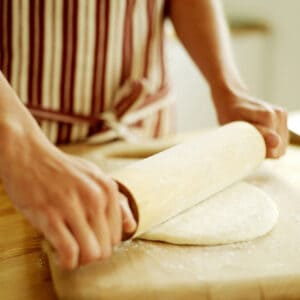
top-left (212, 88), bottom-right (289, 158)
top-left (0, 133), bottom-right (136, 270)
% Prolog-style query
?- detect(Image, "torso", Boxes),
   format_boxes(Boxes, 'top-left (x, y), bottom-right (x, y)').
top-left (0, 0), bottom-right (174, 144)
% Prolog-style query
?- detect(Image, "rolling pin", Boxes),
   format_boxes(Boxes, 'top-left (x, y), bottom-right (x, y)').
top-left (111, 121), bottom-right (266, 238)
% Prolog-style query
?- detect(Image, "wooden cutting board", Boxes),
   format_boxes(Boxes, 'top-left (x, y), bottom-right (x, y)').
top-left (0, 184), bottom-right (57, 300)
top-left (1, 142), bottom-right (300, 300)
top-left (0, 137), bottom-right (177, 300)
top-left (46, 146), bottom-right (300, 300)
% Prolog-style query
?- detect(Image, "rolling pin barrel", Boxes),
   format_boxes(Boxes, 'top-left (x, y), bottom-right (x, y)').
top-left (111, 122), bottom-right (266, 238)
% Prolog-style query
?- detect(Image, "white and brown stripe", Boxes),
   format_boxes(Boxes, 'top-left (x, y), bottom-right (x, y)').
top-left (0, 0), bottom-right (174, 144)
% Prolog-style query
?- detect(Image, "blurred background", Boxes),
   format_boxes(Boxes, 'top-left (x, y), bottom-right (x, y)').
top-left (166, 0), bottom-right (300, 132)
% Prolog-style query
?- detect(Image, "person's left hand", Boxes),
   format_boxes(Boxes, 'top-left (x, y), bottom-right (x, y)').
top-left (212, 88), bottom-right (289, 159)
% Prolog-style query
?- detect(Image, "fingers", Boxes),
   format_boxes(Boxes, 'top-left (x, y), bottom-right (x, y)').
top-left (88, 210), bottom-right (112, 259)
top-left (236, 102), bottom-right (288, 158)
top-left (70, 157), bottom-right (123, 245)
top-left (237, 102), bottom-right (277, 129)
top-left (100, 179), bottom-right (122, 245)
top-left (85, 188), bottom-right (112, 259)
top-left (8, 146), bottom-right (131, 272)
top-left (59, 156), bottom-right (135, 267)
top-left (254, 125), bottom-right (281, 158)
top-left (39, 208), bottom-right (79, 270)
top-left (274, 107), bottom-right (289, 155)
top-left (119, 193), bottom-right (137, 234)
top-left (65, 202), bottom-right (102, 265)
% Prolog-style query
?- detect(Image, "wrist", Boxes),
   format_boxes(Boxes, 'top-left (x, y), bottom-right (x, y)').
top-left (0, 118), bottom-right (51, 179)
top-left (210, 75), bottom-right (249, 107)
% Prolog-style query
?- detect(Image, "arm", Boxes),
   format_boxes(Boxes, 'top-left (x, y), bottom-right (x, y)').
top-left (168, 0), bottom-right (288, 158)
top-left (0, 72), bottom-right (136, 269)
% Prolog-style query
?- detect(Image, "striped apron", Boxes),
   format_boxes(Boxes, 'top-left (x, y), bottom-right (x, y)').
top-left (0, 0), bottom-right (175, 144)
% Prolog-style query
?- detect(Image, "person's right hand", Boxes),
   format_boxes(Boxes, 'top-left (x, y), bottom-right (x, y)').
top-left (0, 132), bottom-right (137, 270)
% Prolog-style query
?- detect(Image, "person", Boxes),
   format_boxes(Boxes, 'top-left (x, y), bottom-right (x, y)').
top-left (0, 0), bottom-right (288, 270)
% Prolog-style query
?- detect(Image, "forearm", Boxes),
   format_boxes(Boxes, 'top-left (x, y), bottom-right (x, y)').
top-left (0, 72), bottom-right (47, 172)
top-left (0, 73), bottom-right (137, 269)
top-left (168, 0), bottom-right (247, 99)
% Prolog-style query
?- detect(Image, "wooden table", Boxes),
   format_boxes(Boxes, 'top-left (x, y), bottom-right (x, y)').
top-left (0, 141), bottom-right (143, 300)
top-left (0, 184), bottom-right (57, 300)
top-left (1, 142), bottom-right (299, 300)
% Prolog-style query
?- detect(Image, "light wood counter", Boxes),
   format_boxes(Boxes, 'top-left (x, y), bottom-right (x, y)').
top-left (1, 140), bottom-right (299, 300)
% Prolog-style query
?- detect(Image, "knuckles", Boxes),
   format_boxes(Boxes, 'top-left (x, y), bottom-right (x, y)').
top-left (234, 100), bottom-right (287, 128)
top-left (257, 109), bottom-right (276, 127)
top-left (85, 185), bottom-right (108, 212)
top-left (87, 196), bottom-right (106, 214)
top-left (59, 241), bottom-right (79, 269)
top-left (41, 206), bottom-right (60, 231)
top-left (256, 105), bottom-right (287, 124)
top-left (274, 106), bottom-right (286, 115)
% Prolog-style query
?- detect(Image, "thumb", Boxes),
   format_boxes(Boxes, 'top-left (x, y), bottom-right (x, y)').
top-left (255, 124), bottom-right (281, 158)
top-left (119, 194), bottom-right (137, 235)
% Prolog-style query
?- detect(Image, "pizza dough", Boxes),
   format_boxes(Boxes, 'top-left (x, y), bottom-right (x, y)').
top-left (140, 182), bottom-right (278, 245)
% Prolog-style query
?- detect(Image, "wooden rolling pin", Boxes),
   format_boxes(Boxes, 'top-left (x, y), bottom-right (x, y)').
top-left (111, 121), bottom-right (266, 238)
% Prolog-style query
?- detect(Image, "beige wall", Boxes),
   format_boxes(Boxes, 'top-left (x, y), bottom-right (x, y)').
top-left (166, 0), bottom-right (300, 132)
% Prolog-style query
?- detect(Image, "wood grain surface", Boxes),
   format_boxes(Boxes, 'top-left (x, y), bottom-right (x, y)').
top-left (1, 133), bottom-right (299, 300)
top-left (0, 184), bottom-right (57, 300)
top-left (0, 137), bottom-right (175, 300)
top-left (46, 146), bottom-right (300, 300)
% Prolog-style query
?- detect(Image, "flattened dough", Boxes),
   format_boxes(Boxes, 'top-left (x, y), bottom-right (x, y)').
top-left (140, 182), bottom-right (278, 245)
